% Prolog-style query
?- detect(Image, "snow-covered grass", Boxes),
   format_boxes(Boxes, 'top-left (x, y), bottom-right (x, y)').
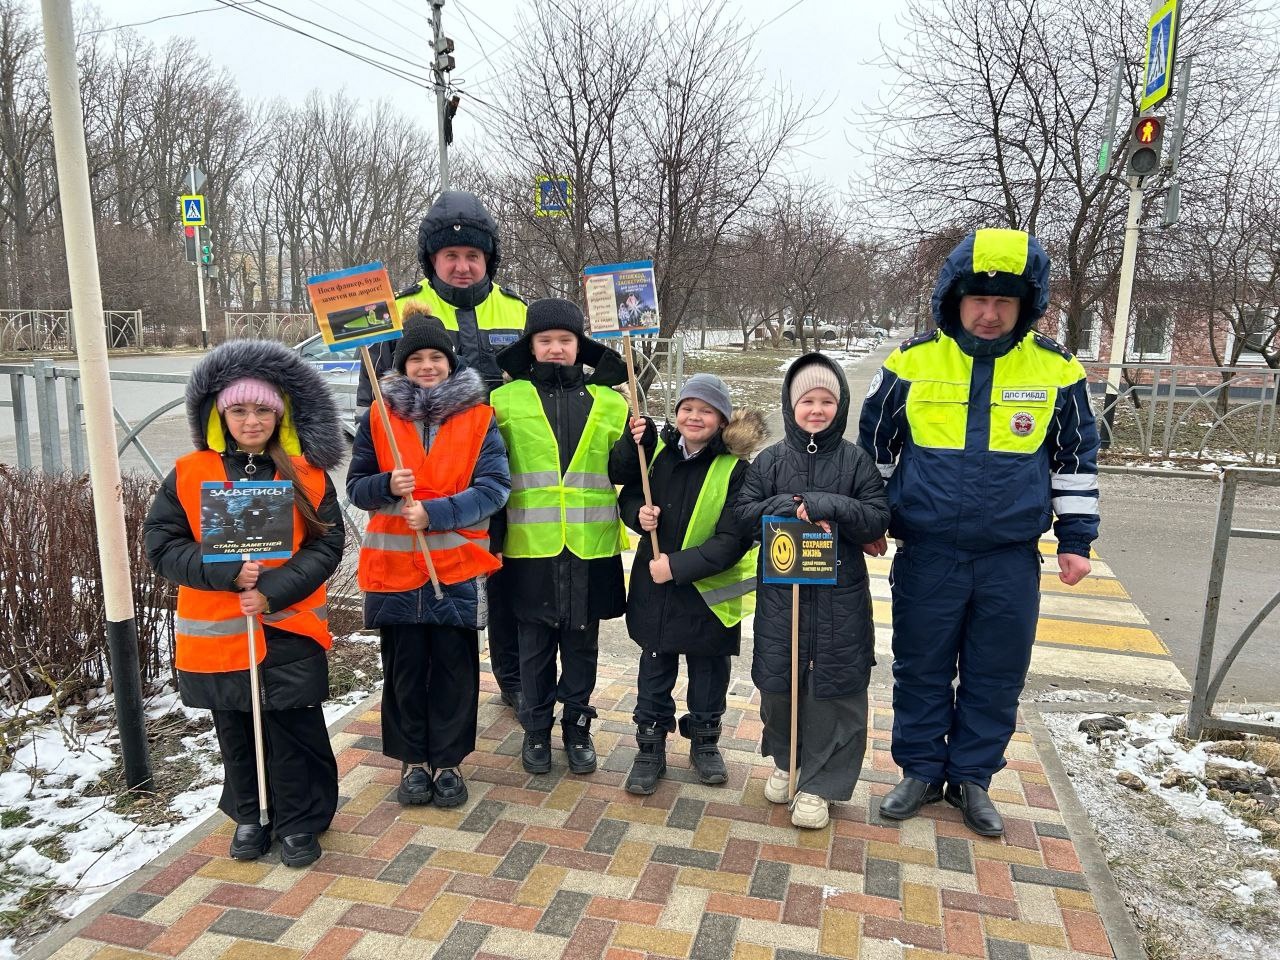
top-left (0, 634), bottom-right (380, 959)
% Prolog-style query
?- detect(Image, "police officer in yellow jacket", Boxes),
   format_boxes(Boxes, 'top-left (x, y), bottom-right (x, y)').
top-left (359, 190), bottom-right (527, 709)
top-left (858, 229), bottom-right (1100, 838)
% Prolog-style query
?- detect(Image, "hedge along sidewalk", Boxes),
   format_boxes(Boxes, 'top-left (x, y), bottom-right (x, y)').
top-left (28, 660), bottom-right (1142, 960)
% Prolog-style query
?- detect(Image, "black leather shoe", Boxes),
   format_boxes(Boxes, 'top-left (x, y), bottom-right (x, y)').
top-left (945, 782), bottom-right (1004, 836)
top-left (229, 822), bottom-right (271, 861)
top-left (878, 777), bottom-right (944, 821)
top-left (396, 764), bottom-right (434, 806)
top-left (279, 832), bottom-right (321, 868)
top-left (562, 717), bottom-right (597, 775)
top-left (499, 687), bottom-right (521, 710)
top-left (522, 729), bottom-right (552, 774)
top-left (433, 767), bottom-right (468, 808)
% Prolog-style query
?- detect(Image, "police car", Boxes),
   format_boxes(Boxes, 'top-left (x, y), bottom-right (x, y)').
top-left (295, 332), bottom-right (360, 437)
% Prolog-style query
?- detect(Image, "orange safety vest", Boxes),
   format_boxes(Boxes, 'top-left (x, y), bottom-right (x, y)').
top-left (358, 403), bottom-right (501, 591)
top-left (173, 449), bottom-right (332, 674)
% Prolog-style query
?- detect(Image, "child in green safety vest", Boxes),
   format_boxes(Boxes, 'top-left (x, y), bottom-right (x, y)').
top-left (614, 373), bottom-right (767, 795)
top-left (489, 298), bottom-right (637, 777)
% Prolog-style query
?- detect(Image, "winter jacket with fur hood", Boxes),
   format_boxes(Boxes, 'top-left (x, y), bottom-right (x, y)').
top-left (346, 366), bottom-right (511, 630)
top-left (735, 354), bottom-right (891, 699)
top-left (144, 339), bottom-right (347, 713)
top-left (616, 411), bottom-right (767, 657)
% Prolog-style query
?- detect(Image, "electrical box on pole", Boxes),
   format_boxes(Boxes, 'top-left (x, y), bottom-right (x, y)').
top-left (434, 35), bottom-right (455, 72)
top-left (1125, 115), bottom-right (1166, 178)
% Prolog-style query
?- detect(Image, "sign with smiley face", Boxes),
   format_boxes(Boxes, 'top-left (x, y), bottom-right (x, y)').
top-left (763, 516), bottom-right (837, 585)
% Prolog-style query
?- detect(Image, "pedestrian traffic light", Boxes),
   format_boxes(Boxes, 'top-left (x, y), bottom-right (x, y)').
top-left (200, 240), bottom-right (213, 265)
top-left (1125, 115), bottom-right (1165, 177)
top-left (183, 226), bottom-right (197, 263)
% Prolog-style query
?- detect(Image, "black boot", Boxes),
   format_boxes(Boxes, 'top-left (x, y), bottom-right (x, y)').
top-left (229, 822), bottom-right (271, 861)
top-left (680, 715), bottom-right (727, 785)
top-left (522, 729), bottom-right (552, 774)
top-left (945, 782), bottom-right (1005, 837)
top-left (396, 763), bottom-right (434, 806)
top-left (561, 713), bottom-right (597, 775)
top-left (625, 724), bottom-right (667, 795)
top-left (879, 777), bottom-right (943, 820)
top-left (279, 833), bottom-right (321, 868)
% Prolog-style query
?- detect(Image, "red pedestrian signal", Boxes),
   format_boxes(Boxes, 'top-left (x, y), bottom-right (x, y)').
top-left (183, 225), bottom-right (197, 263)
top-left (1124, 114), bottom-right (1166, 178)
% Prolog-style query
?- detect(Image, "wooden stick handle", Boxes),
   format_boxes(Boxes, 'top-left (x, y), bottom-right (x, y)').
top-left (622, 335), bottom-right (661, 557)
top-left (360, 345), bottom-right (444, 600)
top-left (789, 582), bottom-right (800, 804)
top-left (243, 553), bottom-right (270, 826)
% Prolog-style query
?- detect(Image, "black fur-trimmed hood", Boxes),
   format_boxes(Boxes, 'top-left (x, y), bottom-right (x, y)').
top-left (379, 367), bottom-right (486, 426)
top-left (185, 339), bottom-right (346, 470)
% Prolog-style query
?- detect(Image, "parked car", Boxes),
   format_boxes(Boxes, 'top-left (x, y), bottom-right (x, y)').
top-left (295, 332), bottom-right (360, 437)
top-left (782, 317), bottom-right (840, 343)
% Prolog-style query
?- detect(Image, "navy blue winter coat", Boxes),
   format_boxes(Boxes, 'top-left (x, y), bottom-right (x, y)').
top-left (346, 367), bottom-right (510, 629)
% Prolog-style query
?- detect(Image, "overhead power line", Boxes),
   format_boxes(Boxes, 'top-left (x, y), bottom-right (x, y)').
top-left (88, 1), bottom-right (262, 34)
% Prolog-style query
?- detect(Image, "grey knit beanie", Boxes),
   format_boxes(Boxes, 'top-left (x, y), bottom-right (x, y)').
top-left (676, 373), bottom-right (732, 423)
top-left (788, 360), bottom-right (841, 408)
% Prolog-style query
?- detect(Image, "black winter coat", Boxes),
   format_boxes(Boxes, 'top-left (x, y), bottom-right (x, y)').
top-left (490, 352), bottom-right (633, 630)
top-left (617, 424), bottom-right (756, 656)
top-left (735, 354), bottom-right (891, 699)
top-left (145, 450), bottom-right (345, 712)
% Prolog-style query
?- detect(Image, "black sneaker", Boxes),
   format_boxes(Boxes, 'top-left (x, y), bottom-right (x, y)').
top-left (279, 832), bottom-right (321, 868)
top-left (625, 724), bottom-right (666, 795)
top-left (499, 687), bottom-right (521, 710)
top-left (522, 729), bottom-right (552, 774)
top-left (562, 716), bottom-right (597, 775)
top-left (229, 822), bottom-right (271, 861)
top-left (433, 767), bottom-right (468, 808)
top-left (396, 764), bottom-right (434, 806)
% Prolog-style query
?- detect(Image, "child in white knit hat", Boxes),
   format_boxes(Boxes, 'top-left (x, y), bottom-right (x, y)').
top-left (734, 354), bottom-right (890, 828)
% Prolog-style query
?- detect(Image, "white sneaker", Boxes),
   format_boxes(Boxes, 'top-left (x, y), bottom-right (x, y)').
top-left (791, 791), bottom-right (829, 829)
top-left (764, 767), bottom-right (791, 804)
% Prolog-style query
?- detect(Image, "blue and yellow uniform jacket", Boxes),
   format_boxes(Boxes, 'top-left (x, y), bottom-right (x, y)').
top-left (857, 230), bottom-right (1100, 557)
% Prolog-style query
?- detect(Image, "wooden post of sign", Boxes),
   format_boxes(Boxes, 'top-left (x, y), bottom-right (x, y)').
top-left (621, 334), bottom-right (660, 557)
top-left (359, 345), bottom-right (443, 600)
top-left (789, 582), bottom-right (800, 802)
top-left (243, 553), bottom-right (270, 826)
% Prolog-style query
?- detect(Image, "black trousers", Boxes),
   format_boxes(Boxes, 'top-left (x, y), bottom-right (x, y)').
top-left (517, 621), bottom-right (599, 731)
top-left (634, 650), bottom-right (731, 730)
top-left (760, 682), bottom-right (869, 802)
top-left (485, 564), bottom-right (521, 693)
top-left (380, 624), bottom-right (480, 768)
top-left (212, 705), bottom-right (337, 837)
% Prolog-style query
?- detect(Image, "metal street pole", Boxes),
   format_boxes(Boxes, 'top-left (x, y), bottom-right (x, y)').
top-left (40, 0), bottom-right (151, 788)
top-left (191, 163), bottom-right (209, 349)
top-left (431, 0), bottom-right (450, 190)
top-left (1102, 178), bottom-right (1145, 447)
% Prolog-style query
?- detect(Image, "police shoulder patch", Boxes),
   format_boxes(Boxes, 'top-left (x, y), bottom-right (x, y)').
top-left (1031, 331), bottom-right (1073, 360)
top-left (899, 329), bottom-right (939, 352)
top-left (395, 282), bottom-right (423, 298)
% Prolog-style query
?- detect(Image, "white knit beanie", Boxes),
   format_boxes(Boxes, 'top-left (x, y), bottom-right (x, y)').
top-left (788, 361), bottom-right (841, 408)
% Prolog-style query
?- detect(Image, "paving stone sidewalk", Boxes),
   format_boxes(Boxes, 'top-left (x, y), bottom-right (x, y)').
top-left (37, 664), bottom-right (1121, 960)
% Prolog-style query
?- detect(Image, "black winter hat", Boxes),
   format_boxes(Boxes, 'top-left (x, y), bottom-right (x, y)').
top-left (394, 314), bottom-right (458, 373)
top-left (525, 297), bottom-right (586, 338)
top-left (418, 190), bottom-right (501, 280)
top-left (952, 270), bottom-right (1032, 301)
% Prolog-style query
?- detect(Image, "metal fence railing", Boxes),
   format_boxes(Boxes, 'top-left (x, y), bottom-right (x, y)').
top-left (0, 309), bottom-right (144, 352)
top-left (224, 312), bottom-right (313, 344)
top-left (1085, 361), bottom-right (1280, 464)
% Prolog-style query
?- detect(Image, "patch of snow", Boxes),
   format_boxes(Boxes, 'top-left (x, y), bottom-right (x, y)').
top-left (1229, 869), bottom-right (1278, 903)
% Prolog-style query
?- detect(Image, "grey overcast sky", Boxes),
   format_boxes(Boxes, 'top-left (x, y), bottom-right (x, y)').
top-left (92, 0), bottom-right (909, 186)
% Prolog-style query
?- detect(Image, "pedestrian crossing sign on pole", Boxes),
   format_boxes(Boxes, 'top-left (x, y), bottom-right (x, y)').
top-left (181, 194), bottom-right (206, 226)
top-left (1140, 0), bottom-right (1180, 113)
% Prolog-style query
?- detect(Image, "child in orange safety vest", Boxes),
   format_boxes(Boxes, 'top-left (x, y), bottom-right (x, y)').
top-left (144, 340), bottom-right (347, 869)
top-left (346, 313), bottom-right (511, 809)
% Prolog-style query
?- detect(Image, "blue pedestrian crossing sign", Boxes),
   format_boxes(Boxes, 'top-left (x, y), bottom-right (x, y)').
top-left (1140, 0), bottom-right (1180, 112)
top-left (535, 176), bottom-right (572, 217)
top-left (180, 194), bottom-right (206, 227)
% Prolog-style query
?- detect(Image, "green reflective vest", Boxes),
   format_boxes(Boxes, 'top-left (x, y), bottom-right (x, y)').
top-left (652, 441), bottom-right (758, 627)
top-left (491, 379), bottom-right (630, 560)
top-left (396, 281), bottom-right (525, 345)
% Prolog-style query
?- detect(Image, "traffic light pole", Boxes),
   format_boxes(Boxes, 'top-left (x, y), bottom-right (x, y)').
top-left (1101, 177), bottom-right (1145, 448)
top-left (194, 223), bottom-right (209, 349)
top-left (40, 0), bottom-right (152, 789)
top-left (431, 0), bottom-right (450, 190)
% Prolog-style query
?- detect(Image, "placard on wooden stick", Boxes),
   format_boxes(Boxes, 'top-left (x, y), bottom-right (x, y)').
top-left (306, 262), bottom-right (403, 353)
top-left (200, 481), bottom-right (295, 562)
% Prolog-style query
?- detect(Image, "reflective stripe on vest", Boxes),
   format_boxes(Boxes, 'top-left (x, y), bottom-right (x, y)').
top-left (491, 379), bottom-right (629, 560)
top-left (397, 281), bottom-right (525, 342)
top-left (358, 403), bottom-right (501, 591)
top-left (652, 441), bottom-right (758, 627)
top-left (173, 449), bottom-right (331, 674)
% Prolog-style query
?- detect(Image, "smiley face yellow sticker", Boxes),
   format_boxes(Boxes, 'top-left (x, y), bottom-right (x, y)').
top-left (770, 528), bottom-right (796, 575)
